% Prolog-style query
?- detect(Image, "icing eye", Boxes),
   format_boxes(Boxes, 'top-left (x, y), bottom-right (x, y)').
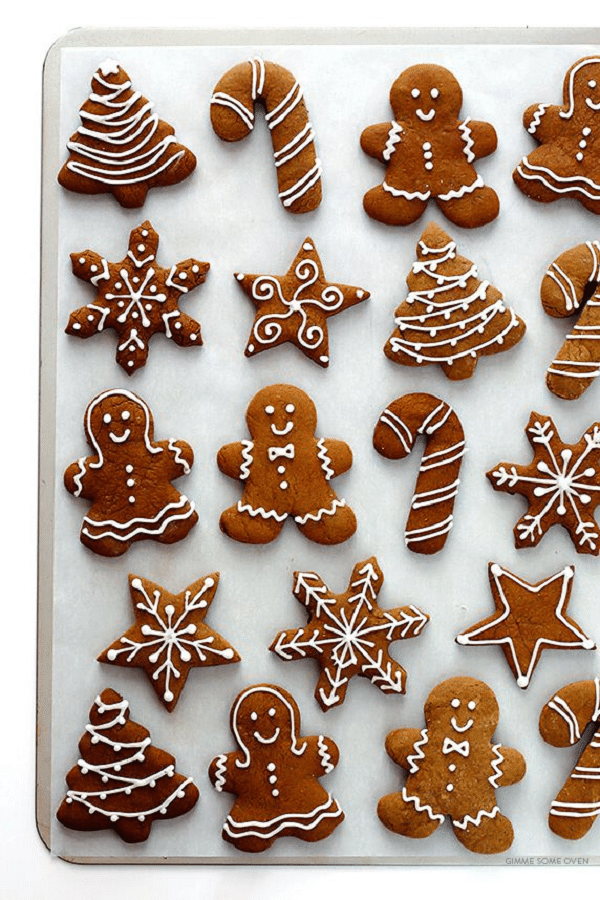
top-left (268, 707), bottom-right (276, 717)
top-left (468, 701), bottom-right (476, 710)
top-left (121, 410), bottom-right (131, 421)
top-left (430, 87), bottom-right (440, 99)
top-left (250, 711), bottom-right (258, 721)
top-left (411, 88), bottom-right (420, 98)
top-left (265, 405), bottom-right (275, 415)
top-left (285, 404), bottom-right (295, 414)
top-left (589, 80), bottom-right (597, 89)
top-left (103, 413), bottom-right (112, 424)
top-left (451, 698), bottom-right (460, 708)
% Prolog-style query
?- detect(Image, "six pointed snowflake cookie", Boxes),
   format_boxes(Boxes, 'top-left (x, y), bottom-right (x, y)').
top-left (487, 411), bottom-right (600, 555)
top-left (456, 562), bottom-right (595, 688)
top-left (270, 557), bottom-right (429, 710)
top-left (66, 221), bottom-right (210, 374)
top-left (235, 237), bottom-right (369, 366)
top-left (98, 573), bottom-right (240, 712)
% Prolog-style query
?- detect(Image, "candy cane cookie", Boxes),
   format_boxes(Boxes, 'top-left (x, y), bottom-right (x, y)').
top-left (373, 393), bottom-right (466, 554)
top-left (539, 676), bottom-right (600, 840)
top-left (210, 58), bottom-right (322, 213)
top-left (542, 241), bottom-right (600, 400)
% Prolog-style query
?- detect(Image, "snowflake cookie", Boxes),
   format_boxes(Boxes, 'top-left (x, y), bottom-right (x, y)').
top-left (56, 689), bottom-right (199, 843)
top-left (98, 573), bottom-right (240, 712)
top-left (270, 557), bottom-right (429, 710)
top-left (487, 411), bottom-right (600, 555)
top-left (66, 221), bottom-right (209, 374)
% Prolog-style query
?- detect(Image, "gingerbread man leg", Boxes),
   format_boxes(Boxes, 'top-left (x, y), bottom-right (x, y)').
top-left (436, 185), bottom-right (499, 230)
top-left (452, 810), bottom-right (515, 855)
top-left (295, 501), bottom-right (357, 545)
top-left (363, 185), bottom-right (428, 227)
top-left (378, 790), bottom-right (443, 839)
top-left (219, 503), bottom-right (285, 544)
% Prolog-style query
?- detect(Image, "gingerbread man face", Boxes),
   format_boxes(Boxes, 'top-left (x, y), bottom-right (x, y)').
top-left (233, 686), bottom-right (298, 757)
top-left (86, 389), bottom-right (153, 455)
top-left (425, 677), bottom-right (499, 741)
top-left (390, 64), bottom-right (462, 125)
top-left (246, 384), bottom-right (317, 444)
top-left (569, 58), bottom-right (600, 115)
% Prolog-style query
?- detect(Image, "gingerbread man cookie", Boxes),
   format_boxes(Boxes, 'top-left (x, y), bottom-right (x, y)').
top-left (208, 683), bottom-right (344, 852)
top-left (361, 64), bottom-right (499, 228)
top-left (513, 56), bottom-right (600, 214)
top-left (217, 384), bottom-right (356, 545)
top-left (378, 676), bottom-right (526, 854)
top-left (66, 221), bottom-right (209, 375)
top-left (64, 389), bottom-right (198, 557)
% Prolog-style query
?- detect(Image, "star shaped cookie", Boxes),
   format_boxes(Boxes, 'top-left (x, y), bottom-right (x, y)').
top-left (487, 411), bottom-right (600, 555)
top-left (270, 557), bottom-right (429, 710)
top-left (66, 221), bottom-right (210, 374)
top-left (456, 563), bottom-right (595, 688)
top-left (235, 237), bottom-right (369, 366)
top-left (98, 573), bottom-right (240, 711)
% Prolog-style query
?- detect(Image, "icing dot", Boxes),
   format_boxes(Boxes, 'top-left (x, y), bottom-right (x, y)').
top-left (303, 242), bottom-right (314, 251)
top-left (451, 698), bottom-right (460, 708)
top-left (190, 333), bottom-right (197, 341)
top-left (430, 88), bottom-right (439, 98)
top-left (411, 88), bottom-right (420, 98)
top-left (285, 404), bottom-right (295, 413)
top-left (265, 405), bottom-right (275, 414)
top-left (90, 264), bottom-right (98, 273)
top-left (137, 244), bottom-right (145, 253)
top-left (269, 775), bottom-right (277, 784)
top-left (223, 648), bottom-right (235, 659)
top-left (280, 481), bottom-right (288, 490)
top-left (268, 707), bottom-right (276, 717)
top-left (251, 711), bottom-right (258, 721)
top-left (425, 162), bottom-right (433, 170)
top-left (236, 273), bottom-right (245, 281)
top-left (267, 763), bottom-right (276, 771)
top-left (517, 675), bottom-right (529, 688)
top-left (128, 495), bottom-right (136, 504)
top-left (103, 413), bottom-right (112, 424)
top-left (277, 465), bottom-right (285, 474)
top-left (121, 410), bottom-right (130, 421)
top-left (583, 126), bottom-right (592, 135)
top-left (272, 789), bottom-right (279, 797)
top-left (446, 783), bottom-right (454, 792)
top-left (577, 152), bottom-right (584, 161)
top-left (78, 257), bottom-right (85, 264)
top-left (127, 478), bottom-right (135, 487)
top-left (448, 764), bottom-right (456, 772)
top-left (164, 690), bottom-right (174, 702)
top-left (468, 701), bottom-right (476, 710)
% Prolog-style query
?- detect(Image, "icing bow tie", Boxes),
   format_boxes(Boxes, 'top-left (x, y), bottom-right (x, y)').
top-left (268, 443), bottom-right (295, 462)
top-left (442, 737), bottom-right (470, 757)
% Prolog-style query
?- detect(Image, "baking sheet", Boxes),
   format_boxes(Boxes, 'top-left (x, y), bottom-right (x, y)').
top-left (39, 27), bottom-right (600, 864)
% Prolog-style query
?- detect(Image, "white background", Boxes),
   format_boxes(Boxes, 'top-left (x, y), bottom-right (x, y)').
top-left (4, 2), bottom-right (600, 898)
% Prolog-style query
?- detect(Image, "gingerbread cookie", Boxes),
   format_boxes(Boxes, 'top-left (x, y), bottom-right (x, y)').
top-left (513, 56), bottom-right (600, 214)
top-left (378, 676), bottom-right (526, 854)
top-left (373, 393), bottom-right (466, 554)
top-left (539, 676), bottom-right (600, 839)
top-left (64, 388), bottom-right (198, 557)
top-left (542, 241), bottom-right (600, 399)
top-left (210, 57), bottom-right (322, 213)
top-left (66, 221), bottom-right (209, 375)
top-left (56, 689), bottom-right (199, 843)
top-left (361, 64), bottom-right (499, 228)
top-left (58, 59), bottom-right (196, 208)
top-left (383, 222), bottom-right (526, 379)
top-left (217, 384), bottom-right (356, 545)
top-left (487, 411), bottom-right (600, 555)
top-left (457, 563), bottom-right (595, 688)
top-left (270, 557), bottom-right (429, 710)
top-left (235, 237), bottom-right (368, 367)
top-left (98, 573), bottom-right (240, 712)
top-left (208, 683), bottom-right (344, 852)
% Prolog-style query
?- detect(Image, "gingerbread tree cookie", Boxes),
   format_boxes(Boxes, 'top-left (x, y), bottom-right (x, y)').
top-left (66, 222), bottom-right (209, 374)
top-left (98, 573), bottom-right (240, 712)
top-left (64, 388), bottom-right (198, 557)
top-left (539, 676), bottom-right (600, 839)
top-left (384, 223), bottom-right (526, 380)
top-left (235, 237), bottom-right (369, 367)
top-left (208, 683), bottom-right (344, 852)
top-left (487, 411), bottom-right (600, 555)
top-left (457, 563), bottom-right (595, 688)
top-left (56, 689), bottom-right (199, 843)
top-left (58, 59), bottom-right (196, 208)
top-left (361, 64), bottom-right (499, 228)
top-left (270, 557), bottom-right (429, 710)
top-left (217, 383), bottom-right (356, 545)
top-left (513, 56), bottom-right (600, 214)
top-left (378, 676), bottom-right (526, 854)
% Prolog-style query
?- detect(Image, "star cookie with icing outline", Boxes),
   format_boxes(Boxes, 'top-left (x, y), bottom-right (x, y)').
top-left (487, 411), bottom-right (600, 555)
top-left (66, 221), bottom-right (210, 374)
top-left (270, 557), bottom-right (429, 710)
top-left (456, 563), bottom-right (595, 688)
top-left (98, 573), bottom-right (240, 712)
top-left (235, 237), bottom-right (369, 367)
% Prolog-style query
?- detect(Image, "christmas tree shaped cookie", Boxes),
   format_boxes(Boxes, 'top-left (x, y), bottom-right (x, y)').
top-left (58, 59), bottom-right (197, 208)
top-left (384, 223), bottom-right (526, 380)
top-left (56, 689), bottom-right (199, 843)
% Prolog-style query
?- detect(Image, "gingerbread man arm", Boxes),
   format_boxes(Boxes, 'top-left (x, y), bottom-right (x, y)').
top-left (208, 751), bottom-right (239, 795)
top-left (360, 123), bottom-right (397, 162)
top-left (64, 457), bottom-right (97, 500)
top-left (460, 119), bottom-right (497, 160)
top-left (317, 438), bottom-right (352, 478)
top-left (522, 103), bottom-right (562, 142)
top-left (385, 727), bottom-right (424, 770)
top-left (302, 734), bottom-right (340, 777)
top-left (490, 745), bottom-right (527, 787)
top-left (217, 441), bottom-right (253, 481)
top-left (156, 439), bottom-right (195, 480)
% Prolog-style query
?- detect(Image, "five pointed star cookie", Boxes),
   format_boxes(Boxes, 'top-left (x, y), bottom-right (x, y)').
top-left (235, 237), bottom-right (369, 366)
top-left (487, 411), bottom-right (600, 555)
top-left (66, 221), bottom-right (210, 374)
top-left (270, 557), bottom-right (429, 710)
top-left (456, 562), bottom-right (595, 688)
top-left (98, 573), bottom-right (240, 712)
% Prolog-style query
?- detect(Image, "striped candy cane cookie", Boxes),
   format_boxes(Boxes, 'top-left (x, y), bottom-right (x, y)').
top-left (210, 58), bottom-right (322, 213)
top-left (373, 393), bottom-right (466, 554)
top-left (539, 676), bottom-right (600, 840)
top-left (542, 241), bottom-right (600, 400)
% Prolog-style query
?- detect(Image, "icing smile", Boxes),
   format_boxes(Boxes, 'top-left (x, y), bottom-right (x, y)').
top-left (271, 422), bottom-right (294, 436)
top-left (451, 716), bottom-right (474, 733)
top-left (109, 428), bottom-right (131, 443)
top-left (253, 727), bottom-right (281, 744)
top-left (416, 108), bottom-right (436, 121)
